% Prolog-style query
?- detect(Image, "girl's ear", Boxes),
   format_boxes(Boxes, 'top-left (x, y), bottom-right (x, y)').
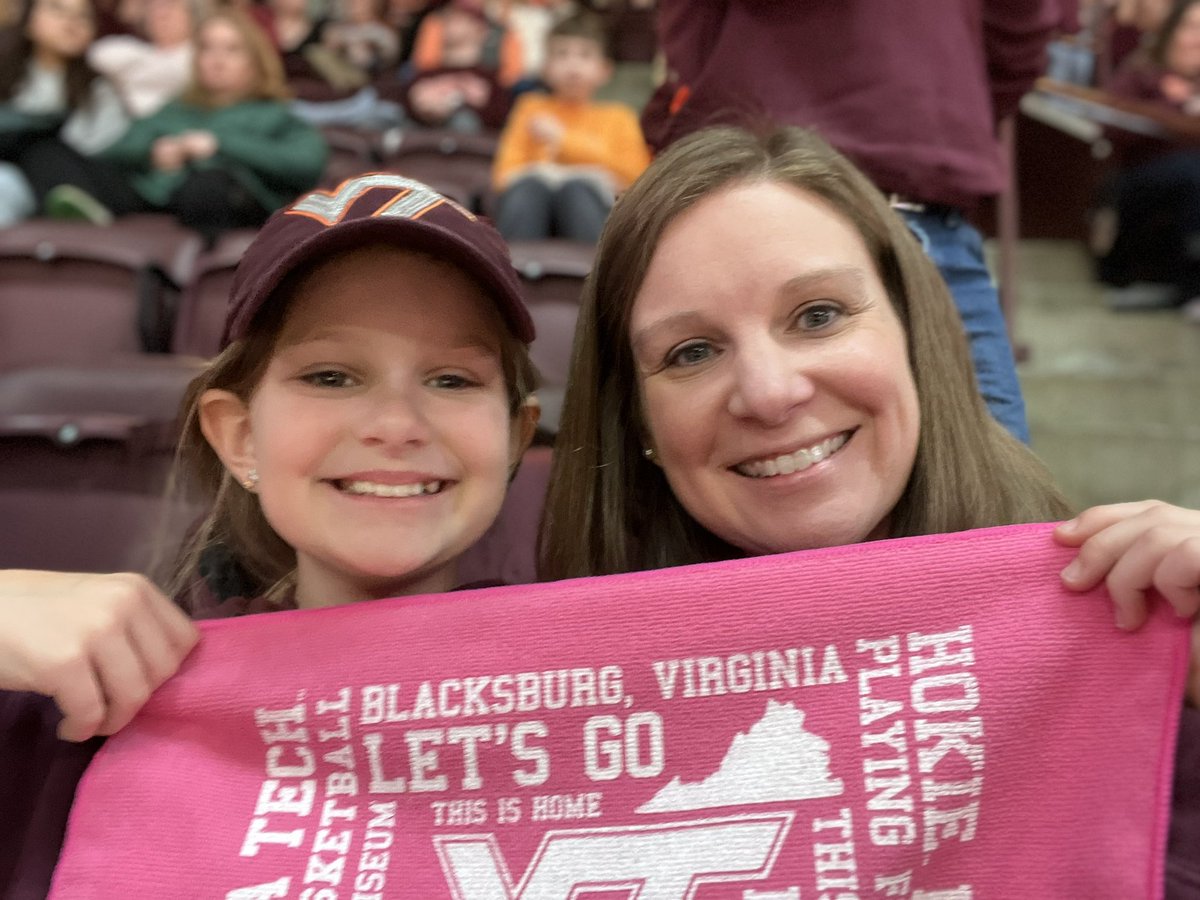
top-left (509, 394), bottom-right (540, 469)
top-left (199, 389), bottom-right (256, 482)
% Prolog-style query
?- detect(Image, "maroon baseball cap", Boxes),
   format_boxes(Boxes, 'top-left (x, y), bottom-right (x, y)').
top-left (222, 173), bottom-right (535, 347)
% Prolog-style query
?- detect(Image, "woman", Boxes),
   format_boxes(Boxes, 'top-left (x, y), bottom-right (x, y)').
top-left (0, 0), bottom-right (131, 225)
top-left (98, 7), bottom-right (327, 239)
top-left (539, 125), bottom-right (1199, 893)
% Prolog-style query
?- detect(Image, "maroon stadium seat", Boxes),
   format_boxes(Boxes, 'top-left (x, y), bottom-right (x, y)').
top-left (0, 215), bottom-right (203, 365)
top-left (378, 128), bottom-right (499, 211)
top-left (456, 445), bottom-right (553, 587)
top-left (318, 125), bottom-right (382, 187)
top-left (172, 228), bottom-right (259, 357)
top-left (0, 356), bottom-right (205, 574)
top-left (507, 240), bottom-right (594, 435)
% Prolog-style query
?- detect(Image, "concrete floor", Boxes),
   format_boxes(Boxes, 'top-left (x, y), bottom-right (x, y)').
top-left (1010, 239), bottom-right (1200, 511)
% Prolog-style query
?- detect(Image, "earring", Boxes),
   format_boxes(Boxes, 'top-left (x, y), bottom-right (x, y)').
top-left (642, 447), bottom-right (656, 460)
top-left (241, 468), bottom-right (259, 491)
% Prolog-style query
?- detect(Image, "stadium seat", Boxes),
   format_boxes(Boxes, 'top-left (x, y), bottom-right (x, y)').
top-left (378, 128), bottom-right (499, 211)
top-left (507, 239), bottom-right (594, 436)
top-left (0, 356), bottom-right (204, 574)
top-left (318, 125), bottom-right (382, 188)
top-left (172, 228), bottom-right (258, 357)
top-left (0, 215), bottom-right (203, 365)
top-left (456, 445), bottom-right (553, 587)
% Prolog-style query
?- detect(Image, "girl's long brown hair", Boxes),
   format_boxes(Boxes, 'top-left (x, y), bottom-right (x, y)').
top-left (538, 126), bottom-right (1072, 581)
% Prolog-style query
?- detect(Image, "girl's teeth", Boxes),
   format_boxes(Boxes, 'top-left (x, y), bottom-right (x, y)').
top-left (737, 433), bottom-right (850, 478)
top-left (340, 480), bottom-right (444, 497)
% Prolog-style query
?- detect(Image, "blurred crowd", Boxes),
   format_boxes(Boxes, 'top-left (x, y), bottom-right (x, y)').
top-left (0, 0), bottom-right (654, 241)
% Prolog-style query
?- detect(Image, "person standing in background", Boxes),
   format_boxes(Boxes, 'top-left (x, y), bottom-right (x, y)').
top-left (641, 0), bottom-right (1064, 443)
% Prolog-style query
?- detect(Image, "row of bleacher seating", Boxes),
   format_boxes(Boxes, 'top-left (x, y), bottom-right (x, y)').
top-left (0, 214), bottom-right (592, 394)
top-left (319, 127), bottom-right (503, 211)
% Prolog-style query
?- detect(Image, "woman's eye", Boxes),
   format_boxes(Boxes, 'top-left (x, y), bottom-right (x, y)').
top-left (301, 370), bottom-right (354, 388)
top-left (796, 303), bottom-right (844, 331)
top-left (665, 341), bottom-right (715, 368)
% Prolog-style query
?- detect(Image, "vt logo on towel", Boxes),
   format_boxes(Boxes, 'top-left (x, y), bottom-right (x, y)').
top-left (50, 524), bottom-right (1190, 899)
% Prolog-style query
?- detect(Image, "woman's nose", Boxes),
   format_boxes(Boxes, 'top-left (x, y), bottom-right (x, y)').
top-left (726, 342), bottom-right (817, 426)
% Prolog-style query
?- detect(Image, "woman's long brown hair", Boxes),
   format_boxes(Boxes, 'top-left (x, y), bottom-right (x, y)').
top-left (538, 126), bottom-right (1072, 581)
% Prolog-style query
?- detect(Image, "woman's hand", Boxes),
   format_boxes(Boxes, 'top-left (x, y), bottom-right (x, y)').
top-left (0, 571), bottom-right (199, 742)
top-left (151, 135), bottom-right (187, 171)
top-left (1056, 501), bottom-right (1200, 705)
top-left (179, 130), bottom-right (218, 161)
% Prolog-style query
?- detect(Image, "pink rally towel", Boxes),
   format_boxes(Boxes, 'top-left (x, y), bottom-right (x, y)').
top-left (50, 523), bottom-right (1190, 899)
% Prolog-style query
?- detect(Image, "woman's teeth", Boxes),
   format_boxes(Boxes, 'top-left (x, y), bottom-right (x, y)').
top-left (338, 480), bottom-right (444, 498)
top-left (736, 432), bottom-right (850, 478)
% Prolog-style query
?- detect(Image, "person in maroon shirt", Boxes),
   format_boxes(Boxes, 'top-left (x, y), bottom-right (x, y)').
top-left (640, 0), bottom-right (1067, 445)
top-left (0, 173), bottom-right (539, 899)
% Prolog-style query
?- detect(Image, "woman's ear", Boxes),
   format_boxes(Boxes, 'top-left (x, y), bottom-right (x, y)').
top-left (509, 394), bottom-right (540, 469)
top-left (198, 389), bottom-right (256, 483)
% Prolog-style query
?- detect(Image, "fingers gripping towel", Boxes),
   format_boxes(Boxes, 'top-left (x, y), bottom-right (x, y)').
top-left (51, 524), bottom-right (1190, 899)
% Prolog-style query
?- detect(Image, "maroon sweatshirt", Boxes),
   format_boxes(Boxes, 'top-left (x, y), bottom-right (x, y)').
top-left (641, 0), bottom-right (1063, 210)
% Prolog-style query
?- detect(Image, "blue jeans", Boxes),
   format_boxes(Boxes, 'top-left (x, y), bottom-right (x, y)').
top-left (901, 208), bottom-right (1030, 443)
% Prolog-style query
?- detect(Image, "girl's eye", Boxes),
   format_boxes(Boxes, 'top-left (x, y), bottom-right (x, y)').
top-left (796, 302), bottom-right (844, 331)
top-left (664, 340), bottom-right (716, 369)
top-left (427, 372), bottom-right (479, 390)
top-left (301, 369), bottom-right (355, 388)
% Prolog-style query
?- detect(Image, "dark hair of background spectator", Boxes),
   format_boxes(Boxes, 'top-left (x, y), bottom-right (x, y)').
top-left (181, 6), bottom-right (291, 108)
top-left (1148, 0), bottom-right (1200, 66)
top-left (0, 0), bottom-right (99, 109)
top-left (548, 9), bottom-right (611, 60)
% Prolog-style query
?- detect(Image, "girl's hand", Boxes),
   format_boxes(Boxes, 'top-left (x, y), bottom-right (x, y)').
top-left (528, 113), bottom-right (564, 152)
top-left (0, 571), bottom-right (199, 742)
top-left (1056, 501), bottom-right (1200, 705)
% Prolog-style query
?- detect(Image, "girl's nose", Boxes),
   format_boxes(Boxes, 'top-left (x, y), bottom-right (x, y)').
top-left (356, 384), bottom-right (432, 450)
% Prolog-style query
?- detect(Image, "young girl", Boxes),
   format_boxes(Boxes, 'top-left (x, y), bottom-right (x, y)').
top-left (0, 173), bottom-right (538, 897)
top-left (0, 0), bottom-right (131, 225)
top-left (94, 7), bottom-right (328, 239)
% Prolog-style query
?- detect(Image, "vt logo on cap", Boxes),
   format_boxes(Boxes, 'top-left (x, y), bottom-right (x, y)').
top-left (222, 172), bottom-right (536, 346)
top-left (287, 174), bottom-right (478, 227)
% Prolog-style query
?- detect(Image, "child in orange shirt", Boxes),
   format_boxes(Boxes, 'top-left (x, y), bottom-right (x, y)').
top-left (491, 11), bottom-right (649, 242)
